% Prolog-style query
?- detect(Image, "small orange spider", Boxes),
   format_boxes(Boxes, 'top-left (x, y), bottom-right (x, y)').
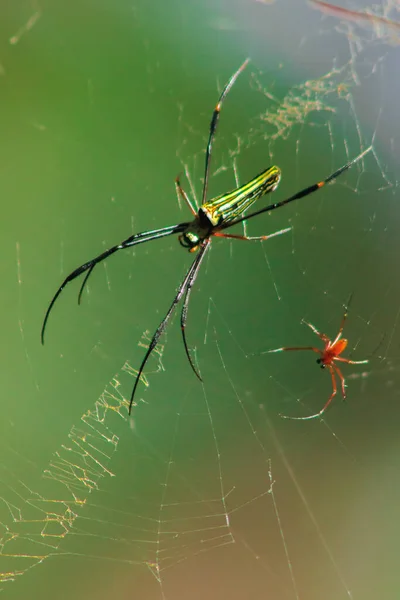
top-left (268, 303), bottom-right (369, 420)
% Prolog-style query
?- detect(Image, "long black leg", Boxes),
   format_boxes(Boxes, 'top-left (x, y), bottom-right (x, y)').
top-left (223, 146), bottom-right (372, 230)
top-left (129, 239), bottom-right (210, 413)
top-left (77, 264), bottom-right (95, 305)
top-left (180, 238), bottom-right (211, 381)
top-left (41, 223), bottom-right (187, 344)
top-left (77, 223), bottom-right (191, 305)
top-left (201, 59), bottom-right (249, 207)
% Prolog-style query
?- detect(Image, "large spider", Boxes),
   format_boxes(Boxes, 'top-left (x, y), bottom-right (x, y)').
top-left (268, 302), bottom-right (369, 420)
top-left (41, 60), bottom-right (371, 414)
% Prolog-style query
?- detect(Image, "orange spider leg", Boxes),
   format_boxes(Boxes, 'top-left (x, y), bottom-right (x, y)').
top-left (331, 299), bottom-right (352, 345)
top-left (267, 346), bottom-right (321, 354)
top-left (213, 226), bottom-right (291, 242)
top-left (334, 356), bottom-right (369, 365)
top-left (321, 365), bottom-right (338, 413)
top-left (175, 175), bottom-right (197, 216)
top-left (302, 320), bottom-right (330, 343)
top-left (214, 232), bottom-right (269, 241)
top-left (281, 364), bottom-right (338, 421)
top-left (332, 363), bottom-right (347, 399)
top-left (310, 0), bottom-right (400, 32)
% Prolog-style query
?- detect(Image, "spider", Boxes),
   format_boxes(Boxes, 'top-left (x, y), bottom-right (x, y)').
top-left (267, 301), bottom-right (369, 420)
top-left (41, 59), bottom-right (371, 414)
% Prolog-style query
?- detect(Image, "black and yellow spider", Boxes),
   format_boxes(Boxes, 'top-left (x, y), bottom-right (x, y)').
top-left (41, 60), bottom-right (371, 413)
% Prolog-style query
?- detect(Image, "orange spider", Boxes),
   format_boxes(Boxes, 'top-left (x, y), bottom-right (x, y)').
top-left (268, 303), bottom-right (369, 420)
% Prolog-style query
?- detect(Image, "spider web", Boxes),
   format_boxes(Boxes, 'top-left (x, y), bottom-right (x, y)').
top-left (4, 1), bottom-right (400, 599)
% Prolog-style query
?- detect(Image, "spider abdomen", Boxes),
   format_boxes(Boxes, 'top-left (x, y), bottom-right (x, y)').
top-left (322, 338), bottom-right (348, 365)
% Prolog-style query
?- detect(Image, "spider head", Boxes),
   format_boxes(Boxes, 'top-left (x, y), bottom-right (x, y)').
top-left (179, 210), bottom-right (213, 252)
top-left (179, 232), bottom-right (200, 253)
top-left (316, 358), bottom-right (326, 369)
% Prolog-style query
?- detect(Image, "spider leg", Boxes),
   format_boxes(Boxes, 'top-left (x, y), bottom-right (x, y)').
top-left (302, 320), bottom-right (330, 343)
top-left (280, 364), bottom-right (337, 421)
top-left (334, 356), bottom-right (369, 365)
top-left (180, 238), bottom-right (211, 381)
top-left (332, 296), bottom-right (353, 345)
top-left (333, 364), bottom-right (346, 399)
top-left (265, 346), bottom-right (321, 354)
top-left (223, 146), bottom-right (372, 230)
top-left (41, 223), bottom-right (186, 344)
top-left (201, 59), bottom-right (249, 206)
top-left (213, 226), bottom-right (291, 242)
top-left (175, 176), bottom-right (197, 216)
top-left (129, 239), bottom-right (210, 413)
top-left (310, 0), bottom-right (399, 32)
top-left (78, 264), bottom-right (95, 305)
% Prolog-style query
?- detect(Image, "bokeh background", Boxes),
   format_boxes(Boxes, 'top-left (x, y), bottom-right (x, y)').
top-left (1, 0), bottom-right (400, 598)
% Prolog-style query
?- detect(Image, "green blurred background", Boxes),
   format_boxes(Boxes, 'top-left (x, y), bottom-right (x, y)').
top-left (1, 0), bottom-right (400, 598)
